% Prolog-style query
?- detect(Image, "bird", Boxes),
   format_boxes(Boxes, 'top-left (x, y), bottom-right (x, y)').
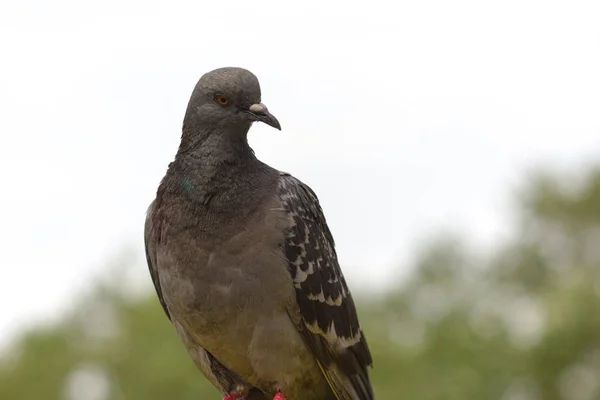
top-left (144, 67), bottom-right (374, 400)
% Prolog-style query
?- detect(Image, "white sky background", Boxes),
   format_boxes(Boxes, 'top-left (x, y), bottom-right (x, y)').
top-left (0, 0), bottom-right (599, 344)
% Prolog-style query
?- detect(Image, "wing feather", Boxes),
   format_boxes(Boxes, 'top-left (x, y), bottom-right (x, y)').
top-left (278, 173), bottom-right (374, 400)
top-left (144, 200), bottom-right (171, 320)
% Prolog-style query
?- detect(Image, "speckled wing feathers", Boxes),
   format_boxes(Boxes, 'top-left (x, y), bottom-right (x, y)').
top-left (278, 173), bottom-right (374, 400)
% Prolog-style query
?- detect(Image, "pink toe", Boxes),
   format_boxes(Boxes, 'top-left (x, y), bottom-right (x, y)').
top-left (224, 393), bottom-right (246, 400)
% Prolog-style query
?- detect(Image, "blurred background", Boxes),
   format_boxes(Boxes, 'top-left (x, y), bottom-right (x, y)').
top-left (1, 1), bottom-right (599, 399)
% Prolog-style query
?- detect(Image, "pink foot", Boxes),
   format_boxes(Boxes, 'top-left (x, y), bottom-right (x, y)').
top-left (223, 392), bottom-right (247, 400)
top-left (273, 392), bottom-right (286, 400)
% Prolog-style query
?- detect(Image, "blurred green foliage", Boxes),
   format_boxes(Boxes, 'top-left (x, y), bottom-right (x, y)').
top-left (2, 167), bottom-right (600, 400)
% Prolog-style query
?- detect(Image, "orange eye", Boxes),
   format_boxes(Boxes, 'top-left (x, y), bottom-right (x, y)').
top-left (216, 95), bottom-right (229, 105)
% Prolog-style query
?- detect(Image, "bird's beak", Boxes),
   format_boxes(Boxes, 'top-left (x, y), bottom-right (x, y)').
top-left (247, 103), bottom-right (281, 130)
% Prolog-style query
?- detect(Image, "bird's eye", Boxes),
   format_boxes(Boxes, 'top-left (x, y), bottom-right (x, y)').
top-left (215, 95), bottom-right (229, 106)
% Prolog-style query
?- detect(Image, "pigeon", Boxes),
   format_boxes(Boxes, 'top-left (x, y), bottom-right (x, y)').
top-left (145, 67), bottom-right (374, 400)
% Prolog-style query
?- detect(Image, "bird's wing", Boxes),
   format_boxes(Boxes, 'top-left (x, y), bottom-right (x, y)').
top-left (278, 173), bottom-right (374, 400)
top-left (144, 200), bottom-right (172, 320)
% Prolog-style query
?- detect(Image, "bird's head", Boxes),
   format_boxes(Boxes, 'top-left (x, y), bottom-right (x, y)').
top-left (183, 67), bottom-right (281, 135)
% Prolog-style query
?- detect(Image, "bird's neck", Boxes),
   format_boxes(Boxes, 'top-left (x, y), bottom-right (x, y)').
top-left (177, 119), bottom-right (253, 161)
top-left (167, 124), bottom-right (261, 199)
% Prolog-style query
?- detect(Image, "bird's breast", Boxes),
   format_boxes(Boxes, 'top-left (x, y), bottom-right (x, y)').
top-left (155, 197), bottom-right (295, 338)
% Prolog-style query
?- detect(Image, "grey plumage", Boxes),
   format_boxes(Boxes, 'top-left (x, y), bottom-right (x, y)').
top-left (145, 67), bottom-right (374, 400)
